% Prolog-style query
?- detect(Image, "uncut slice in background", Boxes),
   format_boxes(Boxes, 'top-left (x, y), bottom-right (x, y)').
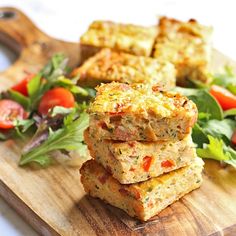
top-left (153, 17), bottom-right (213, 86)
top-left (80, 20), bottom-right (158, 62)
top-left (72, 48), bottom-right (176, 89)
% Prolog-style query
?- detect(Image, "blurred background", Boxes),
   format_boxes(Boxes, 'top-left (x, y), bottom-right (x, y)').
top-left (1, 0), bottom-right (236, 71)
top-left (0, 0), bottom-right (235, 235)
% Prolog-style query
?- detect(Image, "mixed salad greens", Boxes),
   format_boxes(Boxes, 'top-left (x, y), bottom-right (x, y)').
top-left (0, 54), bottom-right (236, 168)
top-left (0, 54), bottom-right (94, 166)
top-left (175, 66), bottom-right (236, 168)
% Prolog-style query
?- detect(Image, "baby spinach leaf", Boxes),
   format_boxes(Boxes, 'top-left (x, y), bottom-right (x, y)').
top-left (174, 87), bottom-right (223, 120)
top-left (202, 119), bottom-right (236, 144)
top-left (192, 123), bottom-right (209, 148)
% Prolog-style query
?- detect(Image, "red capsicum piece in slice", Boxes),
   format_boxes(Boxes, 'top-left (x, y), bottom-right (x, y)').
top-left (142, 156), bottom-right (152, 172)
top-left (129, 167), bottom-right (136, 171)
top-left (161, 160), bottom-right (174, 168)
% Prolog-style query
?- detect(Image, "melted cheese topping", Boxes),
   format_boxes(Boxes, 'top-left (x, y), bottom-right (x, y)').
top-left (88, 82), bottom-right (196, 118)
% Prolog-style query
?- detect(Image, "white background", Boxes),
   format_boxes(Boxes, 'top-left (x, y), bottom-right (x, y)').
top-left (0, 0), bottom-right (235, 235)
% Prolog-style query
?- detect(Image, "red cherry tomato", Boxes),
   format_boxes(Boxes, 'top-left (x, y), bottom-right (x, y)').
top-left (0, 100), bottom-right (26, 129)
top-left (209, 85), bottom-right (236, 110)
top-left (142, 156), bottom-right (153, 172)
top-left (38, 87), bottom-right (75, 115)
top-left (11, 74), bottom-right (35, 96)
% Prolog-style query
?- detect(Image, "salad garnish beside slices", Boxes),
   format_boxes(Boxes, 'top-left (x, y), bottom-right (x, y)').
top-left (0, 54), bottom-right (95, 166)
top-left (175, 66), bottom-right (236, 168)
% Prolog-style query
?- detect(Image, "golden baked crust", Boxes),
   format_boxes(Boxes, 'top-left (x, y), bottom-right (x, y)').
top-left (80, 20), bottom-right (157, 60)
top-left (72, 48), bottom-right (176, 89)
top-left (80, 158), bottom-right (204, 221)
top-left (88, 82), bottom-right (198, 141)
top-left (85, 129), bottom-right (196, 184)
top-left (153, 17), bottom-right (212, 86)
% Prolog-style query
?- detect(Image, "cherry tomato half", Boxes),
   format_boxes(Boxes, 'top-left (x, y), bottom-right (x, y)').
top-left (0, 100), bottom-right (26, 129)
top-left (11, 73), bottom-right (35, 96)
top-left (38, 87), bottom-right (75, 115)
top-left (210, 85), bottom-right (236, 110)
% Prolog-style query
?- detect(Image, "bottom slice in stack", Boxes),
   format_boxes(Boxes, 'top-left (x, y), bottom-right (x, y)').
top-left (80, 157), bottom-right (204, 221)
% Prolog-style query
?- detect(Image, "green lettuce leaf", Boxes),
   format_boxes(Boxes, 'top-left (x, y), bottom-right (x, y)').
top-left (197, 135), bottom-right (231, 161)
top-left (8, 90), bottom-right (30, 110)
top-left (19, 112), bottom-right (89, 166)
top-left (197, 135), bottom-right (236, 168)
top-left (224, 108), bottom-right (236, 118)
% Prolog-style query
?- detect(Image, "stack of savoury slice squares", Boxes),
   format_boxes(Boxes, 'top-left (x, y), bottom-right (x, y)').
top-left (80, 82), bottom-right (204, 221)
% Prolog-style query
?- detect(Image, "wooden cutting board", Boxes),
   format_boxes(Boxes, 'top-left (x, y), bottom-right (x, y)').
top-left (0, 7), bottom-right (79, 91)
top-left (0, 7), bottom-right (236, 236)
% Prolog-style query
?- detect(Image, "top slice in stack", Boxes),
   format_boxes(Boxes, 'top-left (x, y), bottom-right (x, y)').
top-left (88, 82), bottom-right (198, 141)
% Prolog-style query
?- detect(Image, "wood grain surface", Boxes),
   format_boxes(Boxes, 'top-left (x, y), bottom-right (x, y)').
top-left (0, 7), bottom-right (236, 236)
top-left (0, 7), bottom-right (79, 92)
